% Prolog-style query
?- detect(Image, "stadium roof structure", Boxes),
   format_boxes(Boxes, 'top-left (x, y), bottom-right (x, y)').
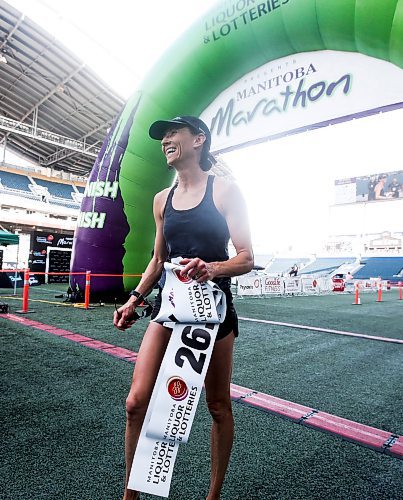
top-left (0, 0), bottom-right (125, 176)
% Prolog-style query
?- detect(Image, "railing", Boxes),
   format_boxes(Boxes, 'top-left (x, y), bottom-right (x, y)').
top-left (0, 269), bottom-right (142, 311)
top-left (0, 185), bottom-right (42, 201)
top-left (0, 115), bottom-right (100, 157)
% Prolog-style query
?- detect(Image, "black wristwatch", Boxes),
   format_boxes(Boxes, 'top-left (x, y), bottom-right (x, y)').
top-left (128, 290), bottom-right (153, 321)
top-left (129, 290), bottom-right (145, 303)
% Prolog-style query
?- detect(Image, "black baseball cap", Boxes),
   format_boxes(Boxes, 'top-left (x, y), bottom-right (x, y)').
top-left (149, 115), bottom-right (215, 171)
top-left (149, 115), bottom-right (211, 147)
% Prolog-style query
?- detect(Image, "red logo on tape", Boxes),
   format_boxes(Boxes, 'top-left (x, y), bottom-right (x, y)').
top-left (167, 377), bottom-right (188, 401)
top-left (174, 269), bottom-right (192, 284)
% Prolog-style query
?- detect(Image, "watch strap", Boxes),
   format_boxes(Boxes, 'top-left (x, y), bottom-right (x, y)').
top-left (129, 290), bottom-right (145, 303)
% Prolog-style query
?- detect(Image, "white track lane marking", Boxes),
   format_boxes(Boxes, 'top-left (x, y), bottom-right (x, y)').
top-left (238, 317), bottom-right (403, 344)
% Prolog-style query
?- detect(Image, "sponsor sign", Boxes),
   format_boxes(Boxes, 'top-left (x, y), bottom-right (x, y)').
top-left (344, 279), bottom-right (355, 293)
top-left (363, 278), bottom-right (389, 292)
top-left (262, 276), bottom-right (283, 295)
top-left (283, 277), bottom-right (302, 294)
top-left (30, 231), bottom-right (73, 284)
top-left (46, 248), bottom-right (72, 284)
top-left (301, 277), bottom-right (319, 294)
top-left (201, 51), bottom-right (403, 153)
top-left (332, 278), bottom-right (345, 292)
top-left (318, 277), bottom-right (333, 293)
top-left (0, 271), bottom-right (23, 288)
top-left (237, 275), bottom-right (262, 296)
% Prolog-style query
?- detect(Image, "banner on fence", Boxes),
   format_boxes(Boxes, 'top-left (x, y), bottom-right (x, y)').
top-left (344, 279), bottom-right (355, 293)
top-left (301, 277), bottom-right (319, 294)
top-left (359, 278), bottom-right (390, 291)
top-left (237, 275), bottom-right (262, 296)
top-left (318, 277), bottom-right (333, 293)
top-left (262, 276), bottom-right (283, 295)
top-left (283, 277), bottom-right (302, 294)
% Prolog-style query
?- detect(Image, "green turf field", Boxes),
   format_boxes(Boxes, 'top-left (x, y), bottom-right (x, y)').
top-left (1, 285), bottom-right (402, 499)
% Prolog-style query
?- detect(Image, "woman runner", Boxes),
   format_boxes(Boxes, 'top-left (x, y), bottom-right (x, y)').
top-left (113, 115), bottom-right (253, 500)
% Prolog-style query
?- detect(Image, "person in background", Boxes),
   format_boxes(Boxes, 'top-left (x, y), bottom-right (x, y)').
top-left (289, 263), bottom-right (298, 277)
top-left (387, 177), bottom-right (401, 198)
top-left (367, 174), bottom-right (377, 201)
top-left (374, 175), bottom-right (388, 200)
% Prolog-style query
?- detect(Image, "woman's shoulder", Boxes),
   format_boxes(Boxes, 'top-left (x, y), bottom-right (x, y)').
top-left (154, 187), bottom-right (172, 211)
top-left (155, 187), bottom-right (171, 201)
top-left (212, 175), bottom-right (244, 214)
top-left (213, 175), bottom-right (241, 198)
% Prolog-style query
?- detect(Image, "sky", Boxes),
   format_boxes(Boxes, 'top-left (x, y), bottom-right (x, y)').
top-left (11, 0), bottom-right (220, 99)
top-left (6, 0), bottom-right (403, 256)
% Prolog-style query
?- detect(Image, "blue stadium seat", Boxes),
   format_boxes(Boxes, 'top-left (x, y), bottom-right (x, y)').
top-left (33, 178), bottom-right (74, 199)
top-left (354, 257), bottom-right (403, 283)
top-left (301, 257), bottom-right (356, 275)
top-left (49, 198), bottom-right (80, 209)
top-left (264, 258), bottom-right (310, 275)
top-left (0, 170), bottom-right (31, 192)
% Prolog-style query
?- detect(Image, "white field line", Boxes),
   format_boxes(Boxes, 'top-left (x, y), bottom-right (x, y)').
top-left (238, 317), bottom-right (403, 344)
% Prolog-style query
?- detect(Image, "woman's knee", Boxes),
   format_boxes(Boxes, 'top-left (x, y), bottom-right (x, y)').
top-left (126, 391), bottom-right (149, 420)
top-left (206, 398), bottom-right (233, 424)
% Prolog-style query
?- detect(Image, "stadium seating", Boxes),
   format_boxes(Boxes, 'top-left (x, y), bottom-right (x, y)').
top-left (0, 169), bottom-right (82, 209)
top-left (33, 178), bottom-right (75, 199)
top-left (264, 257), bottom-right (310, 275)
top-left (301, 257), bottom-right (357, 275)
top-left (353, 257), bottom-right (403, 283)
top-left (0, 170), bottom-right (31, 192)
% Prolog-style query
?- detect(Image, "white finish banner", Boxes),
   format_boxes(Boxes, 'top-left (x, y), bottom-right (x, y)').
top-left (129, 321), bottom-right (220, 497)
top-left (201, 50), bottom-right (403, 153)
top-left (153, 263), bottom-right (226, 324)
top-left (237, 275), bottom-right (262, 295)
top-left (128, 263), bottom-right (226, 498)
top-left (262, 276), bottom-right (283, 295)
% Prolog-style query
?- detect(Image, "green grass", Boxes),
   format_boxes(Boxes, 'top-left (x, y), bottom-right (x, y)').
top-left (235, 292), bottom-right (403, 339)
top-left (1, 286), bottom-right (402, 499)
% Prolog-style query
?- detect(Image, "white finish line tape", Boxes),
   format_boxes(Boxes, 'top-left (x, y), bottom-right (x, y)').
top-left (128, 263), bottom-right (226, 497)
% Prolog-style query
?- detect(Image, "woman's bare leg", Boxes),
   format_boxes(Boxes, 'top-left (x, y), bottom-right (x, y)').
top-left (123, 322), bottom-right (171, 500)
top-left (204, 333), bottom-right (235, 500)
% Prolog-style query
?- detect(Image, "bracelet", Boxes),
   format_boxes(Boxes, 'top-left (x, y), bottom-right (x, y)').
top-left (129, 290), bottom-right (145, 303)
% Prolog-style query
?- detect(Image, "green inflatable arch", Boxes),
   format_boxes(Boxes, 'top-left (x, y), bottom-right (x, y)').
top-left (71, 0), bottom-right (403, 296)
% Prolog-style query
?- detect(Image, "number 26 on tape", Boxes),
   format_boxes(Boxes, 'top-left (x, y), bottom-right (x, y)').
top-left (174, 324), bottom-right (213, 374)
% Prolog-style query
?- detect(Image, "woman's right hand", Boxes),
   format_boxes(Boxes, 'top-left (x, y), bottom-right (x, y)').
top-left (113, 299), bottom-right (138, 331)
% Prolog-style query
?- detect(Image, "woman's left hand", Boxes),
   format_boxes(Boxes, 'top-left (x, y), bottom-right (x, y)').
top-left (179, 257), bottom-right (217, 283)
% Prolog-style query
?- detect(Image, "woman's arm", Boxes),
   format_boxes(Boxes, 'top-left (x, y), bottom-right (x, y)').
top-left (113, 189), bottom-right (168, 330)
top-left (180, 179), bottom-right (254, 281)
top-left (132, 190), bottom-right (168, 297)
top-left (374, 182), bottom-right (386, 199)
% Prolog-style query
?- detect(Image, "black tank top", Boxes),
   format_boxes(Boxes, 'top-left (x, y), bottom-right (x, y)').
top-left (163, 175), bottom-right (230, 264)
